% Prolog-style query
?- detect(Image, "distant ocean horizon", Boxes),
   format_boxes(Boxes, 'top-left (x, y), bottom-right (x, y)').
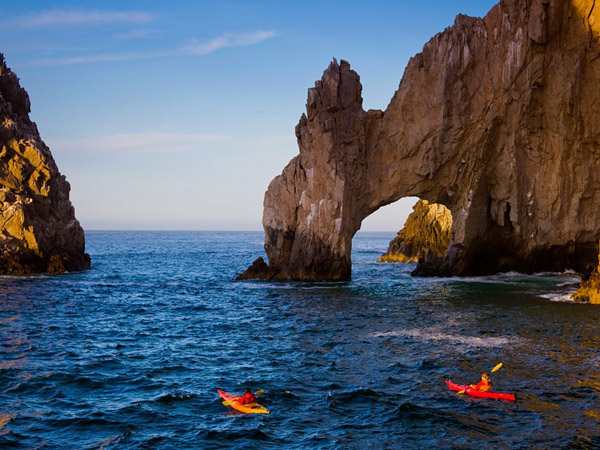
top-left (0, 231), bottom-right (597, 448)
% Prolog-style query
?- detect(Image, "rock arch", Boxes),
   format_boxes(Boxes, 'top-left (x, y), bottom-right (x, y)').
top-left (239, 0), bottom-right (600, 281)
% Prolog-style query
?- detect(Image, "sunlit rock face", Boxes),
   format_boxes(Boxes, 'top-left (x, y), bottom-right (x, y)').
top-left (240, 0), bottom-right (600, 282)
top-left (0, 54), bottom-right (90, 274)
top-left (378, 200), bottom-right (452, 264)
top-left (572, 241), bottom-right (600, 304)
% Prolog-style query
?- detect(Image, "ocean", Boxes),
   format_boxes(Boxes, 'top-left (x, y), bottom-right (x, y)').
top-left (0, 231), bottom-right (598, 449)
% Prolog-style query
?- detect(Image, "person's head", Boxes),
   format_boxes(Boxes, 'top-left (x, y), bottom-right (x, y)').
top-left (481, 373), bottom-right (489, 381)
top-left (244, 388), bottom-right (251, 394)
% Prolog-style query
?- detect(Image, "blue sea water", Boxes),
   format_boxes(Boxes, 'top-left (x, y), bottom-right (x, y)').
top-left (0, 231), bottom-right (598, 449)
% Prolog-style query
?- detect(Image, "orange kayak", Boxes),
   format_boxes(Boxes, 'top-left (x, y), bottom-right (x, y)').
top-left (217, 389), bottom-right (270, 414)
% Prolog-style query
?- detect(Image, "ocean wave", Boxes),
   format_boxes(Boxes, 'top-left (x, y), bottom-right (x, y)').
top-left (370, 329), bottom-right (518, 348)
top-left (154, 392), bottom-right (197, 404)
top-left (425, 271), bottom-right (581, 285)
top-left (538, 293), bottom-right (576, 303)
top-left (327, 388), bottom-right (382, 405)
top-left (197, 428), bottom-right (270, 441)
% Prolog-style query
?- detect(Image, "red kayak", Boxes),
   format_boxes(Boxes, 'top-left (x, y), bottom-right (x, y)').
top-left (446, 380), bottom-right (516, 402)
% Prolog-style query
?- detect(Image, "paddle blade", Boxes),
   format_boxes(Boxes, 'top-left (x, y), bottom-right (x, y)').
top-left (254, 389), bottom-right (264, 396)
top-left (491, 363), bottom-right (503, 373)
top-left (222, 400), bottom-right (232, 406)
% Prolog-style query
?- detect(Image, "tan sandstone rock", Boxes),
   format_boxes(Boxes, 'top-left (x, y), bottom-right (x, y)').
top-left (378, 200), bottom-right (452, 264)
top-left (572, 240), bottom-right (600, 303)
top-left (0, 54), bottom-right (89, 274)
top-left (239, 0), bottom-right (600, 286)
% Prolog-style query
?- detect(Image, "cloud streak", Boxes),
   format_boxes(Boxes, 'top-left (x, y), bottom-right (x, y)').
top-left (114, 28), bottom-right (161, 40)
top-left (47, 132), bottom-right (294, 154)
top-left (7, 10), bottom-right (153, 27)
top-left (26, 30), bottom-right (277, 66)
top-left (48, 132), bottom-right (231, 154)
top-left (185, 30), bottom-right (277, 55)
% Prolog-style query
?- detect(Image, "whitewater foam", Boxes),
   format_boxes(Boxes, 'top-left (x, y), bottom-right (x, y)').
top-left (370, 328), bottom-right (519, 348)
top-left (538, 293), bottom-right (576, 303)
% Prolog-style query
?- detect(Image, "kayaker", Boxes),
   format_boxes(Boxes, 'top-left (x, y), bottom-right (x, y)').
top-left (470, 373), bottom-right (492, 392)
top-left (237, 388), bottom-right (256, 405)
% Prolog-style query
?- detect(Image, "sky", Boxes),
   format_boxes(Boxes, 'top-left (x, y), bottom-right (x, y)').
top-left (1, 0), bottom-right (498, 231)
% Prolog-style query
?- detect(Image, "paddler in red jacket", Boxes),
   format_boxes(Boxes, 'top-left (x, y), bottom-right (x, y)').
top-left (237, 388), bottom-right (257, 405)
top-left (470, 373), bottom-right (492, 392)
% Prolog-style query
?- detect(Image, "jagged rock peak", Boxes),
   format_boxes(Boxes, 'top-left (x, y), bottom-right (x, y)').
top-left (0, 53), bottom-right (90, 274)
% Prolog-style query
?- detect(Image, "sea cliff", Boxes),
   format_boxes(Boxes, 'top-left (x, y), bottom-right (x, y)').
top-left (0, 54), bottom-right (89, 274)
top-left (240, 0), bottom-right (600, 292)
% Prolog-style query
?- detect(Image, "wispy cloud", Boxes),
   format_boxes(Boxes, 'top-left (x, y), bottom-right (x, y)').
top-left (26, 30), bottom-right (277, 66)
top-left (47, 133), bottom-right (231, 154)
top-left (28, 51), bottom-right (170, 66)
top-left (7, 10), bottom-right (153, 27)
top-left (47, 132), bottom-right (294, 154)
top-left (185, 30), bottom-right (277, 55)
top-left (114, 28), bottom-right (161, 40)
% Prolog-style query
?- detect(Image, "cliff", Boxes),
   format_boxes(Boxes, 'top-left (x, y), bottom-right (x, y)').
top-left (239, 0), bottom-right (600, 285)
top-left (378, 200), bottom-right (452, 264)
top-left (0, 54), bottom-right (89, 274)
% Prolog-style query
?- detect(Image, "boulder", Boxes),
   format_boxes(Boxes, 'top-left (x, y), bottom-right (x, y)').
top-left (378, 200), bottom-right (452, 264)
top-left (571, 240), bottom-right (600, 304)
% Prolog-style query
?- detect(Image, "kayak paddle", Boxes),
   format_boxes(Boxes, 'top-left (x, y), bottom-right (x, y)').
top-left (457, 363), bottom-right (503, 394)
top-left (490, 363), bottom-right (503, 373)
top-left (222, 389), bottom-right (265, 406)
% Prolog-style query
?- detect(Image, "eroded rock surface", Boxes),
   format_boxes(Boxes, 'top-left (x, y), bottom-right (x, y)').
top-left (240, 0), bottom-right (600, 283)
top-left (572, 240), bottom-right (600, 303)
top-left (0, 54), bottom-right (89, 274)
top-left (378, 200), bottom-right (452, 264)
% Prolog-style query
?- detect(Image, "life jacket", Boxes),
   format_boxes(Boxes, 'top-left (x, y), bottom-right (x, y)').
top-left (237, 392), bottom-right (256, 405)
top-left (475, 380), bottom-right (492, 392)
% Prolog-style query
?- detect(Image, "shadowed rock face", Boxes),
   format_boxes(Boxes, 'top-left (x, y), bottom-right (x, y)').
top-left (378, 200), bottom-right (452, 264)
top-left (0, 54), bottom-right (89, 274)
top-left (240, 0), bottom-right (600, 282)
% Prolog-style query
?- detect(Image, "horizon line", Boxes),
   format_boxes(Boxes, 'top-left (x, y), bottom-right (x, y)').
top-left (83, 229), bottom-right (399, 233)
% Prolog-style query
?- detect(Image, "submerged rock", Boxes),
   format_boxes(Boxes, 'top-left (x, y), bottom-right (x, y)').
top-left (242, 0), bottom-right (600, 286)
top-left (0, 54), bottom-right (89, 274)
top-left (378, 200), bottom-right (452, 264)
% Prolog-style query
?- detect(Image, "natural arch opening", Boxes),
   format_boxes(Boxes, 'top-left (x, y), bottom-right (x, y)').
top-left (358, 197), bottom-right (419, 233)
top-left (375, 199), bottom-right (453, 265)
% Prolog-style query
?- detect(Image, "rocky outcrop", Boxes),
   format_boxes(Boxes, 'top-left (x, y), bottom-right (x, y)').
top-left (0, 54), bottom-right (89, 274)
top-left (240, 0), bottom-right (600, 282)
top-left (571, 240), bottom-right (600, 303)
top-left (378, 200), bottom-right (452, 264)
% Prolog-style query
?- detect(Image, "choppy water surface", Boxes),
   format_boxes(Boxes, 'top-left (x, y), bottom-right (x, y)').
top-left (0, 231), bottom-right (598, 449)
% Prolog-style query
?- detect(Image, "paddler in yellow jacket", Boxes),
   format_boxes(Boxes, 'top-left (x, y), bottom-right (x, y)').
top-left (470, 373), bottom-right (492, 392)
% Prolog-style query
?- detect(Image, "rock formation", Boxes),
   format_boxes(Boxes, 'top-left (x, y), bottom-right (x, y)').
top-left (0, 54), bottom-right (89, 274)
top-left (377, 200), bottom-right (452, 264)
top-left (239, 0), bottom-right (600, 284)
top-left (571, 240), bottom-right (600, 303)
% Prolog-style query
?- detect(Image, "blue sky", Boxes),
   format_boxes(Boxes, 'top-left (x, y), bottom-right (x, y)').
top-left (1, 0), bottom-right (497, 231)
